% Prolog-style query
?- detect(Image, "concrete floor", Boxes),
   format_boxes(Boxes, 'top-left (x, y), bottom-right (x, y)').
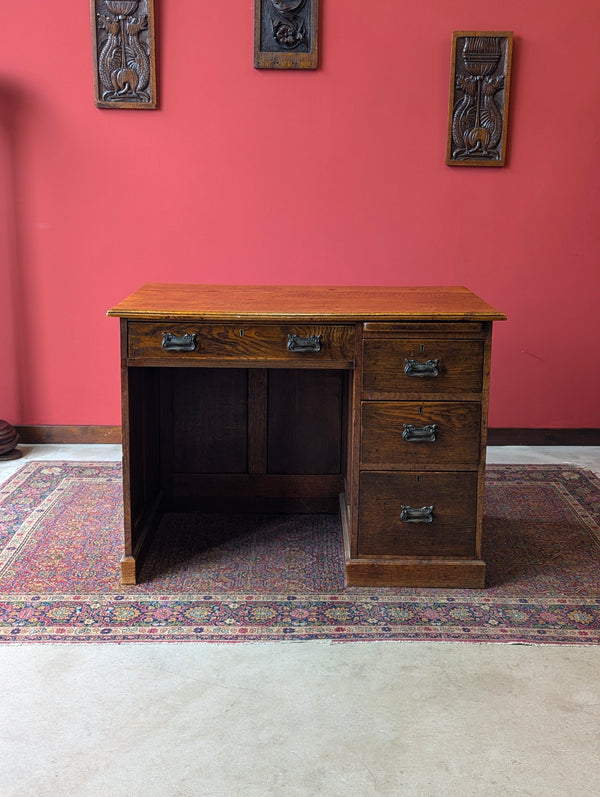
top-left (1, 445), bottom-right (599, 797)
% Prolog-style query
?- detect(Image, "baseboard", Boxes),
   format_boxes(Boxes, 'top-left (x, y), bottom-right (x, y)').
top-left (14, 425), bottom-right (600, 447)
top-left (487, 428), bottom-right (600, 446)
top-left (15, 425), bottom-right (122, 444)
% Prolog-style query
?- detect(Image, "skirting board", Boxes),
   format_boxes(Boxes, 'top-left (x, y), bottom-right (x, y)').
top-left (487, 428), bottom-right (600, 446)
top-left (15, 426), bottom-right (122, 444)
top-left (13, 426), bottom-right (600, 446)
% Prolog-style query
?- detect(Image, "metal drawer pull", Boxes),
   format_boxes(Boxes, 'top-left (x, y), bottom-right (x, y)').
top-left (161, 332), bottom-right (197, 352)
top-left (287, 333), bottom-right (322, 353)
top-left (401, 505), bottom-right (434, 524)
top-left (402, 423), bottom-right (437, 443)
top-left (404, 358), bottom-right (439, 377)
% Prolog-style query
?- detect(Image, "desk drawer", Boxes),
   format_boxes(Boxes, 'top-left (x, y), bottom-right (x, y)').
top-left (128, 323), bottom-right (355, 365)
top-left (361, 401), bottom-right (481, 467)
top-left (363, 339), bottom-right (484, 395)
top-left (358, 471), bottom-right (478, 558)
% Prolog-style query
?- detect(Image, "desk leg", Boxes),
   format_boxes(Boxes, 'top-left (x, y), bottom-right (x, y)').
top-left (120, 555), bottom-right (137, 585)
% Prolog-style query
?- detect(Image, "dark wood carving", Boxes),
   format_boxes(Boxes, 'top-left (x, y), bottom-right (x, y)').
top-left (91, 0), bottom-right (157, 109)
top-left (446, 32), bottom-right (513, 167)
top-left (254, 0), bottom-right (319, 70)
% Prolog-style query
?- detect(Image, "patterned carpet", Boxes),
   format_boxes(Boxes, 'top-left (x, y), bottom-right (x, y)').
top-left (1, 461), bottom-right (599, 644)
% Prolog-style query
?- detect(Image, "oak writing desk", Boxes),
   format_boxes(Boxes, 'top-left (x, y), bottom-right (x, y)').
top-left (108, 284), bottom-right (505, 587)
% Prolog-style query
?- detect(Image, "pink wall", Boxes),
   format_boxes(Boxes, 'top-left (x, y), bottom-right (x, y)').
top-left (1, 1), bottom-right (599, 429)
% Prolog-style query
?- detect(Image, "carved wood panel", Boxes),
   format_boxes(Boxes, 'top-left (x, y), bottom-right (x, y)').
top-left (446, 32), bottom-right (513, 167)
top-left (91, 0), bottom-right (157, 109)
top-left (254, 0), bottom-right (319, 69)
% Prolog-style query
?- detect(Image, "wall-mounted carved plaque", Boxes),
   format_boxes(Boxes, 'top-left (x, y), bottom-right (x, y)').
top-left (446, 32), bottom-right (513, 167)
top-left (91, 0), bottom-right (157, 109)
top-left (254, 0), bottom-right (318, 69)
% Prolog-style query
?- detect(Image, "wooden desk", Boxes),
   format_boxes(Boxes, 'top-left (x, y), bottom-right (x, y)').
top-left (108, 284), bottom-right (505, 587)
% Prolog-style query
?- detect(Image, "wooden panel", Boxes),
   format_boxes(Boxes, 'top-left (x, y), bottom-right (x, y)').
top-left (170, 369), bottom-right (248, 473)
top-left (108, 285), bottom-right (506, 322)
top-left (248, 369), bottom-right (269, 473)
top-left (358, 471), bottom-right (479, 558)
top-left (91, 0), bottom-right (157, 109)
top-left (363, 322), bottom-right (484, 335)
top-left (363, 338), bottom-right (484, 396)
top-left (254, 0), bottom-right (319, 70)
top-left (171, 473), bottom-right (342, 512)
top-left (128, 322), bottom-right (354, 366)
top-left (446, 32), bottom-right (513, 167)
top-left (267, 370), bottom-right (343, 474)
top-left (361, 401), bottom-right (481, 467)
top-left (120, 363), bottom-right (163, 583)
top-left (344, 558), bottom-right (486, 588)
top-left (124, 366), bottom-right (161, 536)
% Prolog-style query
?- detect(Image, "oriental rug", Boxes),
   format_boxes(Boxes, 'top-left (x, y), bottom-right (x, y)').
top-left (0, 461), bottom-right (599, 644)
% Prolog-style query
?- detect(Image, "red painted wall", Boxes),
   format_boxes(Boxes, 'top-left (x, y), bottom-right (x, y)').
top-left (1, 1), bottom-right (599, 428)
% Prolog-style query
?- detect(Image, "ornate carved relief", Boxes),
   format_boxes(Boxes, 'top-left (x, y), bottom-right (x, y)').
top-left (91, 0), bottom-right (157, 109)
top-left (254, 0), bottom-right (319, 69)
top-left (446, 32), bottom-right (513, 167)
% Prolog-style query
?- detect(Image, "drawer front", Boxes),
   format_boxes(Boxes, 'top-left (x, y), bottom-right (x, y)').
top-left (363, 339), bottom-right (484, 395)
top-left (361, 401), bottom-right (481, 466)
top-left (358, 471), bottom-right (478, 557)
top-left (128, 323), bottom-right (355, 364)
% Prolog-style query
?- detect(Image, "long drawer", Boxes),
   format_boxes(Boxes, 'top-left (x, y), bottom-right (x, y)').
top-left (363, 338), bottom-right (484, 395)
top-left (128, 322), bottom-right (355, 365)
top-left (360, 401), bottom-right (481, 467)
top-left (357, 471), bottom-right (478, 558)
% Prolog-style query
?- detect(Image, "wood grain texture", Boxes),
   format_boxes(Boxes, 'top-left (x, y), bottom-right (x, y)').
top-left (171, 369), bottom-right (249, 474)
top-left (344, 558), bottom-right (486, 588)
top-left (267, 370), bottom-right (344, 474)
top-left (360, 401), bottom-right (481, 467)
top-left (108, 284), bottom-right (506, 322)
top-left (127, 321), bottom-right (355, 365)
top-left (358, 471), bottom-right (479, 558)
top-left (362, 338), bottom-right (485, 396)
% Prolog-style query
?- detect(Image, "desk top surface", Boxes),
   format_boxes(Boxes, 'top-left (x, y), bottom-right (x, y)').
top-left (107, 284), bottom-right (506, 322)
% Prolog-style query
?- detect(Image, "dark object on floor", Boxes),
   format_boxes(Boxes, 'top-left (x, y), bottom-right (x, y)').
top-left (0, 420), bottom-right (21, 460)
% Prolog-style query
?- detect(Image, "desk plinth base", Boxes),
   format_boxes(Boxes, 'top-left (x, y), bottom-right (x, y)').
top-left (343, 558), bottom-right (486, 589)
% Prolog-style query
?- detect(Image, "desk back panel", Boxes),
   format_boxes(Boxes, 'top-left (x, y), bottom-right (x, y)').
top-left (153, 367), bottom-right (348, 510)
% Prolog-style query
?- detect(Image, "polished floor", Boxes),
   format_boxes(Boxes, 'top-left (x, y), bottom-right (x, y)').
top-left (1, 445), bottom-right (599, 797)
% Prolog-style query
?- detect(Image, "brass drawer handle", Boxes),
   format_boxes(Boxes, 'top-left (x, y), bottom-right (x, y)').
top-left (402, 423), bottom-right (437, 443)
top-left (161, 332), bottom-right (197, 352)
top-left (404, 358), bottom-right (439, 377)
top-left (287, 333), bottom-right (322, 353)
top-left (401, 505), bottom-right (434, 524)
